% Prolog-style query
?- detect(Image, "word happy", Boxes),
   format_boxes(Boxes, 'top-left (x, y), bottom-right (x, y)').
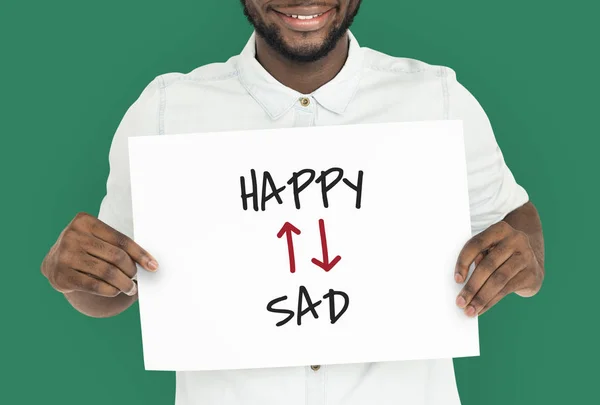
top-left (240, 168), bottom-right (364, 211)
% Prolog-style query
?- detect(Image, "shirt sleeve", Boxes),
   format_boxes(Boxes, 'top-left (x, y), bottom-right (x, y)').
top-left (445, 68), bottom-right (529, 235)
top-left (97, 77), bottom-right (160, 239)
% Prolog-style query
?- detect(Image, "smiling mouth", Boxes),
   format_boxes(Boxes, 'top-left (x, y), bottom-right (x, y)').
top-left (277, 12), bottom-right (325, 19)
top-left (272, 7), bottom-right (336, 31)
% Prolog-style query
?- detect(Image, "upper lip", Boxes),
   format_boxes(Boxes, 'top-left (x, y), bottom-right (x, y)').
top-left (272, 5), bottom-right (335, 16)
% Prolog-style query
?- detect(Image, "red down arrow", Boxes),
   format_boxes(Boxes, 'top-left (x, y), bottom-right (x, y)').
top-left (311, 219), bottom-right (341, 272)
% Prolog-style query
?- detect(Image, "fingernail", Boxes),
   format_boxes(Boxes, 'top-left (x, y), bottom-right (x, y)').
top-left (454, 273), bottom-right (464, 283)
top-left (126, 283), bottom-right (138, 296)
top-left (148, 260), bottom-right (159, 271)
top-left (456, 296), bottom-right (466, 308)
top-left (465, 306), bottom-right (476, 317)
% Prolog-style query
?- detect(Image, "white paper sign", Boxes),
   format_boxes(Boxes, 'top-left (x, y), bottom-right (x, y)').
top-left (128, 120), bottom-right (479, 371)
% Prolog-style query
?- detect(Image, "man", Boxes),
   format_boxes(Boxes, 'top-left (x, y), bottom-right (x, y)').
top-left (41, 0), bottom-right (545, 404)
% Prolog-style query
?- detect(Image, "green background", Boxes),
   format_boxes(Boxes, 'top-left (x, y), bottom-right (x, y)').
top-left (2, 0), bottom-right (598, 403)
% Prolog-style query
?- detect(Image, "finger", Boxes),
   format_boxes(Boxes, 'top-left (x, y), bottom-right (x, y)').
top-left (54, 268), bottom-right (121, 297)
top-left (455, 221), bottom-right (511, 283)
top-left (79, 233), bottom-right (137, 278)
top-left (473, 252), bottom-right (485, 268)
top-left (456, 239), bottom-right (514, 311)
top-left (477, 294), bottom-right (503, 316)
top-left (479, 270), bottom-right (531, 315)
top-left (72, 252), bottom-right (138, 296)
top-left (87, 218), bottom-right (158, 272)
top-left (470, 245), bottom-right (495, 277)
top-left (464, 255), bottom-right (526, 317)
top-left (459, 251), bottom-right (486, 283)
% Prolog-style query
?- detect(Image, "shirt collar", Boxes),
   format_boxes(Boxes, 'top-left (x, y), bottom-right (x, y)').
top-left (236, 30), bottom-right (364, 120)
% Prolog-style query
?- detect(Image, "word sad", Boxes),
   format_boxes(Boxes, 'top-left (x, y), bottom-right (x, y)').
top-left (266, 286), bottom-right (349, 327)
top-left (240, 168), bottom-right (364, 211)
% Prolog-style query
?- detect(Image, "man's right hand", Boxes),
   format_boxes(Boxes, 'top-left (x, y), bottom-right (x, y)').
top-left (41, 212), bottom-right (158, 298)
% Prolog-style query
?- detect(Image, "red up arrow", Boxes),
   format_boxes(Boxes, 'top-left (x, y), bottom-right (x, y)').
top-left (277, 222), bottom-right (301, 273)
top-left (311, 219), bottom-right (341, 272)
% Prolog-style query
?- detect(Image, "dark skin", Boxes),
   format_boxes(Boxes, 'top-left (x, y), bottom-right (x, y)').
top-left (41, 0), bottom-right (544, 318)
top-left (242, 0), bottom-right (363, 93)
top-left (255, 29), bottom-right (347, 94)
top-left (41, 212), bottom-right (158, 318)
top-left (456, 202), bottom-right (544, 317)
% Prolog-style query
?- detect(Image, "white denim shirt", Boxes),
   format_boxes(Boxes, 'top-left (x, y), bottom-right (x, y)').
top-left (98, 31), bottom-right (528, 405)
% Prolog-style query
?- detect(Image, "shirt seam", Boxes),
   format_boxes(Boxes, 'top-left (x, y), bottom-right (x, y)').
top-left (160, 70), bottom-right (241, 90)
top-left (158, 76), bottom-right (166, 135)
top-left (441, 66), bottom-right (450, 119)
top-left (365, 64), bottom-right (430, 74)
top-left (324, 365), bottom-right (328, 405)
top-left (305, 366), bottom-right (309, 405)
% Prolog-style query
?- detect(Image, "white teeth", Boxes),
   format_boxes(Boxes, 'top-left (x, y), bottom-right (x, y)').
top-left (286, 13), bottom-right (323, 19)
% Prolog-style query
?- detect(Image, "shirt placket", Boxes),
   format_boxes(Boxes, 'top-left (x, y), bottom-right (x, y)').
top-left (293, 96), bottom-right (316, 127)
top-left (292, 95), bottom-right (326, 405)
top-left (305, 364), bottom-right (326, 405)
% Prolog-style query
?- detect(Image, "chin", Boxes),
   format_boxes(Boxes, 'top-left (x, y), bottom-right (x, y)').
top-left (281, 33), bottom-right (328, 49)
top-left (252, 7), bottom-right (349, 62)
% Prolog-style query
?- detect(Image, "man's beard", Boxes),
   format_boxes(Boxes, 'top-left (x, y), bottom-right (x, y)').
top-left (241, 1), bottom-right (361, 63)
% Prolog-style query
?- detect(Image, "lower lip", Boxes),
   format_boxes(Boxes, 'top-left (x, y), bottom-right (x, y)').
top-left (274, 8), bottom-right (335, 32)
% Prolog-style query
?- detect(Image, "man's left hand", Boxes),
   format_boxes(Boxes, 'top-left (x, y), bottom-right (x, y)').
top-left (454, 221), bottom-right (544, 317)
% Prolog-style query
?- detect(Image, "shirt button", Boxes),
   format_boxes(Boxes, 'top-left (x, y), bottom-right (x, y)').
top-left (310, 365), bottom-right (321, 371)
top-left (299, 97), bottom-right (310, 107)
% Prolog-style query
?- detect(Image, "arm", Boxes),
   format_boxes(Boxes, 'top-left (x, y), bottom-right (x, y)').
top-left (442, 67), bottom-right (545, 316)
top-left (42, 78), bottom-right (160, 318)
